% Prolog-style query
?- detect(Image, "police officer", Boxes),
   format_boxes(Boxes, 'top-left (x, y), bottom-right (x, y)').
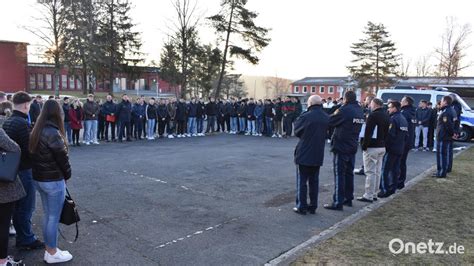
top-left (324, 91), bottom-right (364, 211)
top-left (432, 96), bottom-right (456, 178)
top-left (448, 94), bottom-right (462, 173)
top-left (378, 101), bottom-right (408, 198)
top-left (293, 95), bottom-right (329, 215)
top-left (398, 96), bottom-right (417, 189)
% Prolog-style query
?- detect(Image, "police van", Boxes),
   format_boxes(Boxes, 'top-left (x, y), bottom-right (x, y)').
top-left (376, 89), bottom-right (474, 142)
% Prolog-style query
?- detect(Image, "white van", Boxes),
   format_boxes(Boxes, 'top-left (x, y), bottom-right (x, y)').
top-left (376, 89), bottom-right (474, 142)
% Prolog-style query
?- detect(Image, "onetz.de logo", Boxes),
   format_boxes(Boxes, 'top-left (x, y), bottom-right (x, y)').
top-left (389, 238), bottom-right (465, 255)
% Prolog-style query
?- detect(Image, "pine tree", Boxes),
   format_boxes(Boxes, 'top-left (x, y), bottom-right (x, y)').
top-left (348, 22), bottom-right (399, 91)
top-left (159, 41), bottom-right (181, 97)
top-left (208, 0), bottom-right (270, 98)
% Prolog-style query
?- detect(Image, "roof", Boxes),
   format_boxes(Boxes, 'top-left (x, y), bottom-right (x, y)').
top-left (0, 40), bottom-right (29, 45)
top-left (292, 76), bottom-right (474, 88)
top-left (27, 62), bottom-right (160, 72)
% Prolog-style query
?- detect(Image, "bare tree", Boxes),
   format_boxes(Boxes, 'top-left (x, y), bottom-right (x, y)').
top-left (23, 0), bottom-right (69, 96)
top-left (415, 54), bottom-right (433, 76)
top-left (435, 17), bottom-right (472, 83)
top-left (397, 56), bottom-right (411, 78)
top-left (264, 76), bottom-right (290, 98)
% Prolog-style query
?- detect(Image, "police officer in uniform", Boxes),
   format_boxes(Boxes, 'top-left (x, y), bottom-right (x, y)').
top-left (324, 91), bottom-right (364, 211)
top-left (378, 101), bottom-right (408, 198)
top-left (398, 96), bottom-right (417, 189)
top-left (432, 96), bottom-right (456, 178)
top-left (448, 94), bottom-right (462, 173)
top-left (292, 95), bottom-right (329, 215)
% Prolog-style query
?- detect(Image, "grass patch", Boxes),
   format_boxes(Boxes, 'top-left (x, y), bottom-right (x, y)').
top-left (292, 147), bottom-right (474, 265)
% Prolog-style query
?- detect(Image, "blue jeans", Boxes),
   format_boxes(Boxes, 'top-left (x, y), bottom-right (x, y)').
top-left (230, 117), bottom-right (238, 132)
top-left (197, 118), bottom-right (203, 134)
top-left (84, 120), bottom-right (98, 143)
top-left (187, 117), bottom-right (196, 135)
top-left (34, 180), bottom-right (65, 249)
top-left (265, 117), bottom-right (273, 136)
top-left (247, 120), bottom-right (256, 134)
top-left (64, 121), bottom-right (72, 143)
top-left (147, 119), bottom-right (156, 138)
top-left (238, 117), bottom-right (246, 133)
top-left (206, 116), bottom-right (216, 133)
top-left (256, 117), bottom-right (263, 134)
top-left (13, 169), bottom-right (37, 246)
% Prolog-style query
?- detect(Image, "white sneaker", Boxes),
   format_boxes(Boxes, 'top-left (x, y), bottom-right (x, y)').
top-left (327, 139), bottom-right (331, 144)
top-left (44, 249), bottom-right (73, 264)
top-left (272, 134), bottom-right (277, 138)
top-left (85, 142), bottom-right (91, 145)
top-left (244, 132), bottom-right (250, 136)
top-left (168, 135), bottom-right (174, 139)
top-left (9, 223), bottom-right (16, 236)
top-left (186, 134), bottom-right (191, 137)
top-left (93, 141), bottom-right (99, 145)
top-left (192, 134), bottom-right (197, 137)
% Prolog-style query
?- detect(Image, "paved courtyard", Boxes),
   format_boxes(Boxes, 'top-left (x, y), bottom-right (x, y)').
top-left (11, 134), bottom-right (456, 265)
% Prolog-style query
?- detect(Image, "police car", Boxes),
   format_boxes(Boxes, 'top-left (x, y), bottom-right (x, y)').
top-left (376, 89), bottom-right (474, 142)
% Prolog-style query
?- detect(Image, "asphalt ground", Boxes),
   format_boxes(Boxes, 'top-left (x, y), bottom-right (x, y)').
top-left (9, 134), bottom-right (467, 265)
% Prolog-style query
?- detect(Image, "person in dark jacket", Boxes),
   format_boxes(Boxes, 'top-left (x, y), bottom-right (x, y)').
top-left (254, 100), bottom-right (264, 136)
top-left (216, 99), bottom-right (225, 133)
top-left (245, 99), bottom-right (257, 135)
top-left (448, 95), bottom-right (462, 173)
top-left (3, 92), bottom-right (45, 251)
top-left (157, 99), bottom-right (169, 138)
top-left (83, 94), bottom-right (100, 145)
top-left (29, 99), bottom-right (73, 263)
top-left (282, 97), bottom-right (295, 137)
top-left (205, 97), bottom-right (218, 134)
top-left (116, 94), bottom-right (132, 142)
top-left (427, 102), bottom-right (437, 149)
top-left (264, 99), bottom-right (275, 137)
top-left (356, 98), bottom-right (390, 203)
top-left (68, 100), bottom-right (84, 146)
top-left (237, 100), bottom-right (247, 134)
top-left (433, 96), bottom-right (457, 178)
top-left (186, 98), bottom-right (198, 136)
top-left (324, 91), bottom-right (364, 211)
top-left (414, 100), bottom-right (430, 151)
top-left (378, 101), bottom-right (408, 198)
top-left (145, 98), bottom-right (157, 140)
top-left (62, 97), bottom-right (72, 144)
top-left (102, 94), bottom-right (117, 142)
top-left (229, 98), bottom-right (238, 134)
top-left (0, 113), bottom-right (26, 266)
top-left (132, 98), bottom-right (146, 140)
top-left (274, 98), bottom-right (283, 137)
top-left (398, 96), bottom-right (417, 189)
top-left (293, 95), bottom-right (329, 215)
top-left (29, 95), bottom-right (42, 126)
top-left (224, 100), bottom-right (232, 133)
top-left (196, 98), bottom-right (206, 136)
top-left (166, 99), bottom-right (176, 138)
top-left (176, 98), bottom-right (187, 137)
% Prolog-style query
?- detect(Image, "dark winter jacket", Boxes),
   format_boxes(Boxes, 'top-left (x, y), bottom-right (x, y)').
top-left (246, 103), bottom-right (256, 120)
top-left (224, 102), bottom-right (233, 116)
top-left (146, 104), bottom-right (157, 120)
top-left (437, 105), bottom-right (456, 141)
top-left (401, 105), bottom-right (416, 149)
top-left (176, 102), bottom-right (187, 121)
top-left (254, 104), bottom-right (264, 119)
top-left (205, 102), bottom-right (218, 116)
top-left (361, 107), bottom-right (390, 150)
top-left (116, 100), bottom-right (132, 122)
top-left (294, 105), bottom-right (329, 167)
top-left (29, 100), bottom-right (41, 125)
top-left (237, 103), bottom-right (247, 117)
top-left (187, 102), bottom-right (198, 117)
top-left (415, 107), bottom-right (431, 127)
top-left (230, 103), bottom-right (238, 117)
top-left (102, 100), bottom-right (116, 116)
top-left (2, 110), bottom-right (32, 170)
top-left (263, 103), bottom-right (274, 118)
top-left (157, 104), bottom-right (168, 121)
top-left (385, 111), bottom-right (408, 155)
top-left (0, 126), bottom-right (26, 204)
top-left (274, 102), bottom-right (283, 120)
top-left (196, 102), bottom-right (205, 119)
top-left (329, 101), bottom-right (365, 155)
top-left (83, 100), bottom-right (100, 120)
top-left (31, 121), bottom-right (72, 182)
top-left (63, 103), bottom-right (70, 123)
top-left (281, 101), bottom-right (295, 119)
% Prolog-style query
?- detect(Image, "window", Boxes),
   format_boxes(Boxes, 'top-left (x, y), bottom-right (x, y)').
top-left (302, 86), bottom-right (307, 93)
top-left (37, 74), bottom-right (44, 90)
top-left (328, 86), bottom-right (334, 94)
top-left (77, 79), bottom-right (82, 90)
top-left (294, 86), bottom-right (300, 93)
top-left (311, 86), bottom-right (316, 93)
top-left (46, 74), bottom-right (52, 90)
top-left (29, 74), bottom-right (36, 90)
top-left (69, 76), bottom-right (75, 89)
top-left (380, 92), bottom-right (431, 105)
top-left (62, 75), bottom-right (67, 89)
top-left (319, 86), bottom-right (325, 93)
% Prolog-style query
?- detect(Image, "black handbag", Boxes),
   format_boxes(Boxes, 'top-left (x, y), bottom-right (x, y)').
top-left (0, 149), bottom-right (20, 182)
top-left (60, 188), bottom-right (80, 242)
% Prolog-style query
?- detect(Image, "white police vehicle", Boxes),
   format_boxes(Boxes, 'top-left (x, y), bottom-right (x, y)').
top-left (376, 88), bottom-right (474, 142)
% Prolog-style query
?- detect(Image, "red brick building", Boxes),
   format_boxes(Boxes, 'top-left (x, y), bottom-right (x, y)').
top-left (0, 40), bottom-right (176, 95)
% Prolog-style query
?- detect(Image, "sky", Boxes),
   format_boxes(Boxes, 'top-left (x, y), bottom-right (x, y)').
top-left (1, 0), bottom-right (474, 80)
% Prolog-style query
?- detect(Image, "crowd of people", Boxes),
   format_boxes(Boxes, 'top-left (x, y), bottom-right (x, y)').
top-left (292, 90), bottom-right (461, 215)
top-left (0, 89), bottom-right (463, 264)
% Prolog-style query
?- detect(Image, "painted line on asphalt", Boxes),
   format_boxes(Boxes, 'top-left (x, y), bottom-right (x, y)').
top-left (122, 169), bottom-right (220, 198)
top-left (155, 218), bottom-right (239, 249)
top-left (266, 148), bottom-right (470, 266)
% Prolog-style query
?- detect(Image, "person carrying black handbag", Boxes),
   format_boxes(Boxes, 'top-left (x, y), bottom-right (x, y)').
top-left (29, 100), bottom-right (74, 264)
